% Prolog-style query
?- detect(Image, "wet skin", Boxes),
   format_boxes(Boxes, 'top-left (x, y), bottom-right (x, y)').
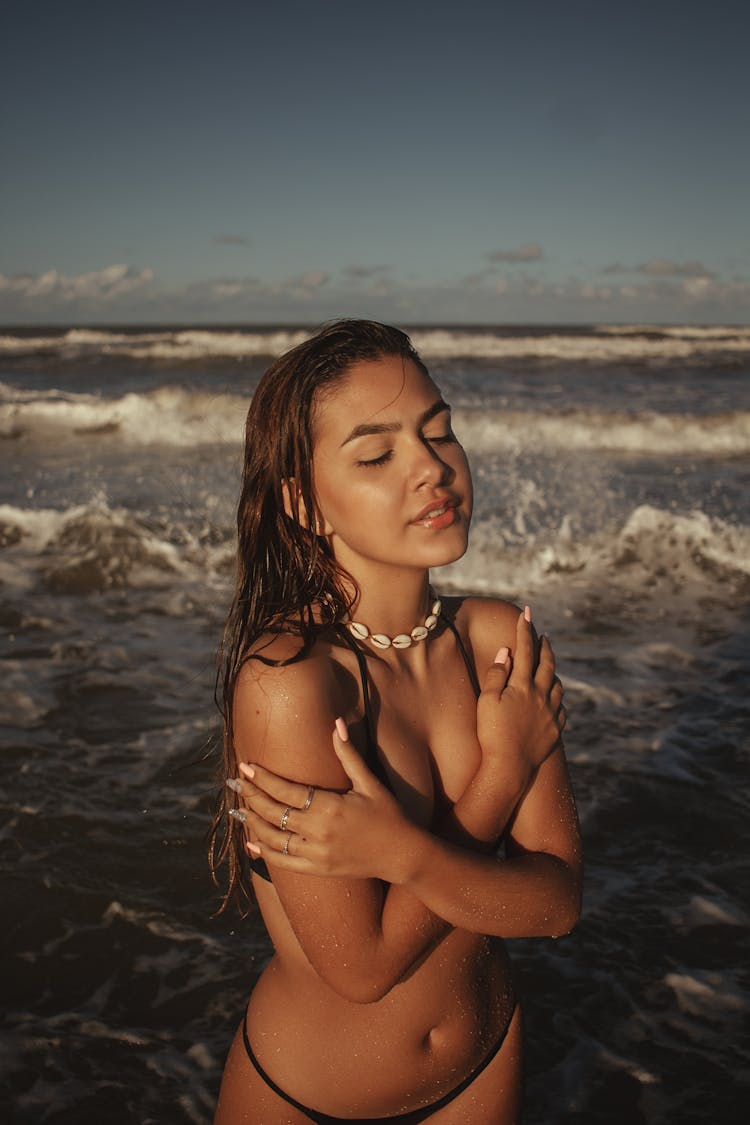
top-left (214, 358), bottom-right (579, 1122)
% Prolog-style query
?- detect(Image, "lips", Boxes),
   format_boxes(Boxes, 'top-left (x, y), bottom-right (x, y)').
top-left (412, 497), bottom-right (460, 526)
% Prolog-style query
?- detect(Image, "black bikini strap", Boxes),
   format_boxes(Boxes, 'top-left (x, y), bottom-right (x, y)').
top-left (334, 625), bottom-right (380, 766)
top-left (442, 613), bottom-right (481, 698)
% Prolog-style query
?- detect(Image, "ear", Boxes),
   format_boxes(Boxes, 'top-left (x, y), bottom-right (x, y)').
top-left (281, 478), bottom-right (333, 537)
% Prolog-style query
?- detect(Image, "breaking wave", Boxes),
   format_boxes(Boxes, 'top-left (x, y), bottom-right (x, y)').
top-left (2, 324), bottom-right (750, 366)
top-left (2, 382), bottom-right (747, 456)
top-left (2, 499), bottom-right (747, 605)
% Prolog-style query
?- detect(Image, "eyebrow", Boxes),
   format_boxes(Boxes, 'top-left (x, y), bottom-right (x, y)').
top-left (340, 399), bottom-right (451, 447)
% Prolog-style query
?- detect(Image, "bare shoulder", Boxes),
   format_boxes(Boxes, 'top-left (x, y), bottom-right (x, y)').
top-left (233, 633), bottom-right (348, 787)
top-left (235, 631), bottom-right (339, 700)
top-left (446, 595), bottom-right (522, 668)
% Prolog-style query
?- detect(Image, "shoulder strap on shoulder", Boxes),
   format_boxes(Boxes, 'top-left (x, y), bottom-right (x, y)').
top-left (442, 612), bottom-right (481, 698)
top-left (335, 630), bottom-right (382, 760)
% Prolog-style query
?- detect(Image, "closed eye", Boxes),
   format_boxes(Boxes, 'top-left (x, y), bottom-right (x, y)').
top-left (425, 431), bottom-right (456, 445)
top-left (357, 449), bottom-right (394, 468)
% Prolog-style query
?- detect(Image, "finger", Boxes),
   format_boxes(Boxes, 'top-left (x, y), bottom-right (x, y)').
top-left (238, 761), bottom-right (313, 809)
top-left (331, 717), bottom-right (379, 795)
top-left (534, 635), bottom-right (557, 693)
top-left (245, 808), bottom-right (300, 855)
top-left (241, 784), bottom-right (296, 830)
top-left (266, 787), bottom-right (337, 837)
top-left (246, 808), bottom-right (332, 871)
top-left (480, 646), bottom-right (512, 698)
top-left (246, 839), bottom-right (317, 876)
top-left (226, 776), bottom-right (252, 799)
top-left (549, 678), bottom-right (564, 709)
top-left (511, 606), bottom-right (534, 680)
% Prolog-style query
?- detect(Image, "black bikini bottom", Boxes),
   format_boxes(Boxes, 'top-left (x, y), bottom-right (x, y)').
top-left (242, 1002), bottom-right (517, 1124)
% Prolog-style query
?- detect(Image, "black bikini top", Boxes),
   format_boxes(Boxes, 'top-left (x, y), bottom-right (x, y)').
top-left (247, 611), bottom-right (480, 883)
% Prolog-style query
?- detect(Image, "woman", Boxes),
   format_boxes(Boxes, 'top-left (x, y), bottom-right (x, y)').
top-left (210, 320), bottom-right (581, 1123)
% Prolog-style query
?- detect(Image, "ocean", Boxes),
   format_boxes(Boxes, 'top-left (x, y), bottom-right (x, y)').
top-left (1, 324), bottom-right (748, 1124)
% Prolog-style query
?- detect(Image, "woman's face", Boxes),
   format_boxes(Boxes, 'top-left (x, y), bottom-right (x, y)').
top-left (310, 355), bottom-right (473, 578)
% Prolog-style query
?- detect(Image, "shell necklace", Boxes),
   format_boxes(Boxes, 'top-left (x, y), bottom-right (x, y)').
top-left (346, 597), bottom-right (442, 650)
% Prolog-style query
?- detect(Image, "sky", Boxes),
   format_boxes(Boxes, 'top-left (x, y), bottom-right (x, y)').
top-left (1, 0), bottom-right (749, 326)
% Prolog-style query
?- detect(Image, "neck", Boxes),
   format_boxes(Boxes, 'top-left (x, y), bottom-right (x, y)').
top-left (340, 569), bottom-right (442, 653)
top-left (351, 570), bottom-right (430, 631)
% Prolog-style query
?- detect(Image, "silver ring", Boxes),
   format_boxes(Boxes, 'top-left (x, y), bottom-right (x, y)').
top-left (303, 786), bottom-right (315, 810)
top-left (279, 805), bottom-right (291, 831)
top-left (282, 833), bottom-right (291, 856)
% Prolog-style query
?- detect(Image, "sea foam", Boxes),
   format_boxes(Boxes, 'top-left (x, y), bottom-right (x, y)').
top-left (2, 381), bottom-right (747, 456)
top-left (2, 324), bottom-right (750, 365)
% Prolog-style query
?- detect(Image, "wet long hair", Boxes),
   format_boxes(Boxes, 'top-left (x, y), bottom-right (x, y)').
top-left (208, 319), bottom-right (428, 912)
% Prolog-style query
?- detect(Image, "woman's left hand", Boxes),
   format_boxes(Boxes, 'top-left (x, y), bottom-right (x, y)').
top-left (231, 719), bottom-right (419, 882)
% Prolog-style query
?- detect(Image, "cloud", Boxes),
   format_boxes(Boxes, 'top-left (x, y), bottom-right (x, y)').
top-left (682, 277), bottom-right (714, 299)
top-left (210, 281), bottom-right (247, 299)
top-left (213, 235), bottom-right (251, 246)
top-left (487, 243), bottom-right (544, 264)
top-left (178, 270), bottom-right (331, 309)
top-left (282, 271), bottom-right (329, 298)
top-left (638, 259), bottom-right (715, 279)
top-left (580, 284), bottom-right (614, 301)
top-left (0, 264), bottom-right (153, 304)
top-left (3, 261), bottom-right (749, 325)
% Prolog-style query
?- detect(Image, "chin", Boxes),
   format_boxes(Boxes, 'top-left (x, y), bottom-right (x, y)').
top-left (426, 533), bottom-right (470, 569)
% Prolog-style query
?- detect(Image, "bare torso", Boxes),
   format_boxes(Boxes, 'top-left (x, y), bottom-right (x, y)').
top-left (247, 909), bottom-right (514, 1114)
top-left (215, 600), bottom-right (526, 1121)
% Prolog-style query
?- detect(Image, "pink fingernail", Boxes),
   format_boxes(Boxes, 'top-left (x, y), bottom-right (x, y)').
top-left (335, 716), bottom-right (349, 742)
top-left (247, 842), bottom-right (261, 856)
top-left (239, 762), bottom-right (255, 779)
top-left (524, 605), bottom-right (531, 623)
top-left (494, 646), bottom-right (509, 665)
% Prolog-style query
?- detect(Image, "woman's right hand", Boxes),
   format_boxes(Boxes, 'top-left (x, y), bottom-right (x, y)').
top-left (475, 607), bottom-right (566, 793)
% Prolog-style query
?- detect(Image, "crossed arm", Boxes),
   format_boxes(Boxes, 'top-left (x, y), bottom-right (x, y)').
top-left (231, 607), bottom-right (581, 1002)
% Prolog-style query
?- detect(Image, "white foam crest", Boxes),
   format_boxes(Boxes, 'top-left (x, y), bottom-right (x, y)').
top-left (412, 327), bottom-right (750, 362)
top-left (614, 505), bottom-right (750, 579)
top-left (0, 332), bottom-right (63, 353)
top-left (664, 971), bottom-right (746, 1017)
top-left (439, 505), bottom-right (750, 598)
top-left (102, 900), bottom-right (222, 948)
top-left (0, 328), bottom-right (172, 355)
top-left (0, 500), bottom-right (197, 593)
top-left (0, 502), bottom-right (72, 552)
top-left (64, 328), bottom-right (166, 347)
top-left (669, 894), bottom-right (749, 931)
top-left (456, 406), bottom-right (750, 456)
top-left (4, 497), bottom-right (747, 605)
top-left (557, 676), bottom-right (627, 707)
top-left (3, 384), bottom-right (747, 454)
top-left (120, 328), bottom-right (310, 360)
top-left (3, 324), bottom-right (750, 363)
top-left (598, 324), bottom-right (750, 341)
top-left (0, 384), bottom-right (248, 445)
top-left (0, 327), bottom-right (310, 361)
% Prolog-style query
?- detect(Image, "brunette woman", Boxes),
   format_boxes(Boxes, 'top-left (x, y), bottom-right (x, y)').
top-left (210, 320), bottom-right (581, 1123)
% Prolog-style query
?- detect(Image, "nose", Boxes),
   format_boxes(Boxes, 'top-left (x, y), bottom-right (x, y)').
top-left (411, 438), bottom-right (454, 488)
